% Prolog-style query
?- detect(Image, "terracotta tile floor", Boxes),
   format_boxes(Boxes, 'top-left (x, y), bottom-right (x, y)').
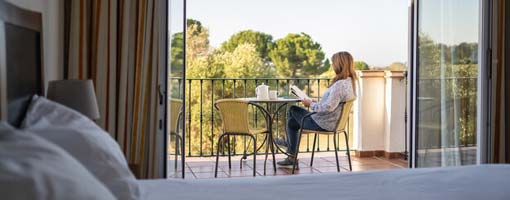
top-left (168, 152), bottom-right (408, 179)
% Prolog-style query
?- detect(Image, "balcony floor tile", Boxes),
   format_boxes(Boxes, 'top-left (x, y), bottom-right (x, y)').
top-left (169, 154), bottom-right (408, 179)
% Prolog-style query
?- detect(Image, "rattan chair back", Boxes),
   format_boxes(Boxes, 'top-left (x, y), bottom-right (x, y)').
top-left (334, 98), bottom-right (356, 132)
top-left (169, 98), bottom-right (183, 133)
top-left (214, 99), bottom-right (251, 134)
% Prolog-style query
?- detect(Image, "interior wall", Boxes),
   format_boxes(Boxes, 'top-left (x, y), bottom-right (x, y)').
top-left (5, 0), bottom-right (64, 92)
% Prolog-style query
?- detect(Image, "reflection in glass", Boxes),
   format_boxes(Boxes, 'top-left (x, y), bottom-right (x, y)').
top-left (416, 0), bottom-right (479, 167)
top-left (168, 0), bottom-right (185, 178)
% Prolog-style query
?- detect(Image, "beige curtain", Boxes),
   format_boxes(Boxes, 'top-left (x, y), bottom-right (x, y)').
top-left (66, 0), bottom-right (167, 178)
top-left (492, 0), bottom-right (508, 164)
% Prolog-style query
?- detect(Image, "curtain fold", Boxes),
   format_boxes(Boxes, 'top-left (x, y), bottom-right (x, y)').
top-left (491, 0), bottom-right (508, 164)
top-left (65, 0), bottom-right (167, 178)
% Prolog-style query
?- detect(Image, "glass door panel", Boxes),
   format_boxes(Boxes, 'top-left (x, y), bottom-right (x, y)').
top-left (415, 0), bottom-right (479, 167)
top-left (168, 0), bottom-right (186, 178)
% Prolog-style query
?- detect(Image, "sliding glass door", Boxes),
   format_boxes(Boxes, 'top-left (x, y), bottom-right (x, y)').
top-left (413, 0), bottom-right (480, 167)
top-left (168, 0), bottom-right (186, 178)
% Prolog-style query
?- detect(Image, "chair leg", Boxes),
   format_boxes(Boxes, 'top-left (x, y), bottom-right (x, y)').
top-left (181, 134), bottom-right (185, 178)
top-left (215, 134), bottom-right (224, 178)
top-left (344, 131), bottom-right (352, 171)
top-left (269, 134), bottom-right (277, 173)
top-left (174, 135), bottom-right (180, 170)
top-left (264, 134), bottom-right (270, 175)
top-left (227, 135), bottom-right (232, 169)
top-left (333, 133), bottom-right (340, 172)
top-left (252, 135), bottom-right (257, 177)
top-left (241, 135), bottom-right (252, 170)
top-left (310, 133), bottom-right (318, 167)
top-left (292, 129), bottom-right (303, 174)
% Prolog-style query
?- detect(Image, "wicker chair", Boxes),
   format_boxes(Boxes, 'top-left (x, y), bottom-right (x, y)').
top-left (292, 98), bottom-right (356, 174)
top-left (169, 99), bottom-right (184, 170)
top-left (214, 99), bottom-right (270, 177)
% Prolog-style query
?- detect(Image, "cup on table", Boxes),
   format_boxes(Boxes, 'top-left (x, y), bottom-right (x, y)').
top-left (269, 90), bottom-right (278, 100)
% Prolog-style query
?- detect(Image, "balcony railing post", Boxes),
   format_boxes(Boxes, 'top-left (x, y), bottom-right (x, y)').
top-left (233, 79), bottom-right (237, 155)
top-left (211, 80), bottom-right (214, 156)
top-left (276, 79), bottom-right (280, 139)
top-left (243, 79), bottom-right (247, 155)
top-left (307, 79), bottom-right (311, 152)
top-left (200, 79), bottom-right (203, 156)
top-left (254, 79), bottom-right (258, 128)
top-left (188, 79), bottom-right (192, 157)
top-left (221, 79), bottom-right (225, 156)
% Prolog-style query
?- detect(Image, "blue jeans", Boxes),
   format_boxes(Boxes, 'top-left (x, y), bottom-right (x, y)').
top-left (286, 105), bottom-right (326, 155)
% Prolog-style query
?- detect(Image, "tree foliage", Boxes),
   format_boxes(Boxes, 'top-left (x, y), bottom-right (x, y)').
top-left (389, 62), bottom-right (406, 71)
top-left (221, 30), bottom-right (274, 62)
top-left (269, 33), bottom-right (326, 78)
top-left (170, 33), bottom-right (184, 76)
top-left (181, 20), bottom-right (279, 154)
top-left (222, 44), bottom-right (274, 78)
top-left (186, 21), bottom-right (209, 60)
top-left (354, 61), bottom-right (370, 70)
top-left (170, 19), bottom-right (209, 77)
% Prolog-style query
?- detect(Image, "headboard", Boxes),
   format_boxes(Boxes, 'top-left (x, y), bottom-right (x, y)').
top-left (0, 0), bottom-right (44, 128)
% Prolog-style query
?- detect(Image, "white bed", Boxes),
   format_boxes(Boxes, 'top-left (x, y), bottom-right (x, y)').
top-left (139, 165), bottom-right (510, 200)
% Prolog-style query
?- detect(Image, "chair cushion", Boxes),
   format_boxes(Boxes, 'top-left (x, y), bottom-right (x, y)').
top-left (301, 129), bottom-right (337, 135)
top-left (250, 128), bottom-right (269, 135)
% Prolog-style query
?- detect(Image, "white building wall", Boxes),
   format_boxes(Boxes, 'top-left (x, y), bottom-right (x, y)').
top-left (384, 71), bottom-right (406, 153)
top-left (355, 71), bottom-right (386, 151)
top-left (354, 71), bottom-right (406, 154)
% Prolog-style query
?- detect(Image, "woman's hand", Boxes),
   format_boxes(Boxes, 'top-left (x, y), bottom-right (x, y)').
top-left (302, 98), bottom-right (313, 107)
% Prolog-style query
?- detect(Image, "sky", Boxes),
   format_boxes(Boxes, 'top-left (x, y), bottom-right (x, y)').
top-left (170, 0), bottom-right (410, 67)
top-left (170, 0), bottom-right (479, 67)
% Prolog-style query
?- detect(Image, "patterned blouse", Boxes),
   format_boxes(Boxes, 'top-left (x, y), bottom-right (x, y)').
top-left (310, 77), bottom-right (356, 131)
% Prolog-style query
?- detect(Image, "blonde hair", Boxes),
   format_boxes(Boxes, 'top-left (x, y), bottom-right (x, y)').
top-left (331, 51), bottom-right (357, 94)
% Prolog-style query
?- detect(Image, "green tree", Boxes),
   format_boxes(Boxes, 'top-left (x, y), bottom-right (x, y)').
top-left (222, 44), bottom-right (274, 78)
top-left (186, 21), bottom-right (209, 60)
top-left (170, 33), bottom-right (184, 76)
top-left (354, 61), bottom-right (370, 70)
top-left (221, 30), bottom-right (274, 62)
top-left (322, 59), bottom-right (331, 70)
top-left (269, 33), bottom-right (326, 78)
top-left (170, 19), bottom-right (208, 77)
top-left (186, 19), bottom-right (205, 35)
top-left (389, 62), bottom-right (406, 71)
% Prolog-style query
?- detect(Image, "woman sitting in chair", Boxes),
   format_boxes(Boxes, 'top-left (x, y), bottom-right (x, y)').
top-left (275, 51), bottom-right (357, 167)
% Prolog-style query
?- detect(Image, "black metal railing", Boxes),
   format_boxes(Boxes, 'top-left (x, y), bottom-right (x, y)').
top-left (169, 75), bottom-right (477, 157)
top-left (169, 77), bottom-right (354, 157)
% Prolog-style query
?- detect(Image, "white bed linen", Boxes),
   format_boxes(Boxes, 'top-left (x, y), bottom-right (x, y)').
top-left (139, 165), bottom-right (510, 200)
top-left (22, 96), bottom-right (140, 200)
top-left (0, 122), bottom-right (116, 200)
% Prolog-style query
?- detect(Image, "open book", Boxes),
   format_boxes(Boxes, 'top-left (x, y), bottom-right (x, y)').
top-left (290, 85), bottom-right (309, 100)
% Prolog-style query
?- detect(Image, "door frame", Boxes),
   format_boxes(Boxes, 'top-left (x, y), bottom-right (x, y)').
top-left (477, 0), bottom-right (493, 165)
top-left (409, 0), bottom-right (419, 168)
top-left (409, 0), bottom-right (492, 167)
top-left (408, 0), bottom-right (416, 168)
top-left (166, 0), bottom-right (187, 179)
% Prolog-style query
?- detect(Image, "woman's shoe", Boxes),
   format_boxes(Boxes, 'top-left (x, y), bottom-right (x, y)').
top-left (276, 157), bottom-right (296, 167)
top-left (274, 138), bottom-right (288, 147)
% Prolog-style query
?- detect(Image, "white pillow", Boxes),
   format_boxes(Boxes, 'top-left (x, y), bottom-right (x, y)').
top-left (0, 122), bottom-right (116, 200)
top-left (22, 96), bottom-right (141, 200)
